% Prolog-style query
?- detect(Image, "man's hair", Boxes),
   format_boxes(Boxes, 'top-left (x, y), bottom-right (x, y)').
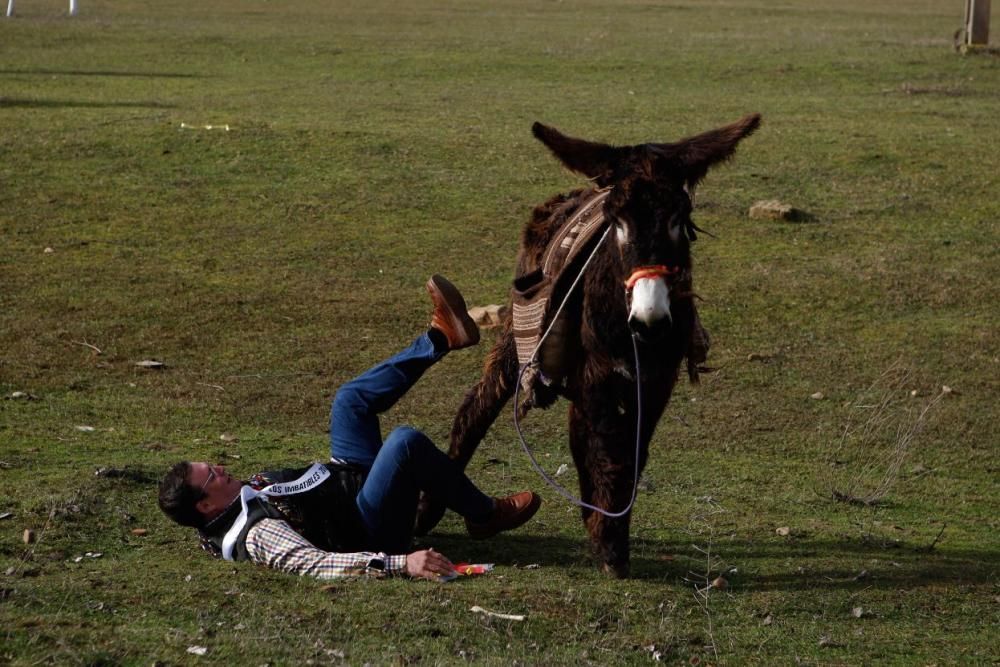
top-left (158, 462), bottom-right (206, 528)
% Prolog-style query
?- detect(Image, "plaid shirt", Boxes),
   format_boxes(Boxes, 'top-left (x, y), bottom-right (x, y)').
top-left (245, 518), bottom-right (407, 579)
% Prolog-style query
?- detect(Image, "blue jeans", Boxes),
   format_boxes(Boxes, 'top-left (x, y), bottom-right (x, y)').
top-left (329, 333), bottom-right (493, 552)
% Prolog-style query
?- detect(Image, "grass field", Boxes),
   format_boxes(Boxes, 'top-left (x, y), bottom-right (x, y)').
top-left (2, 0), bottom-right (998, 664)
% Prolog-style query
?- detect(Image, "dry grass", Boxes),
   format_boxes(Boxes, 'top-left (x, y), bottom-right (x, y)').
top-left (826, 362), bottom-right (946, 507)
top-left (1, 0), bottom-right (998, 664)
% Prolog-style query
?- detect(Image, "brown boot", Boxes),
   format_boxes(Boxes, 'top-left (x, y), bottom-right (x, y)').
top-left (426, 274), bottom-right (480, 350)
top-left (465, 491), bottom-right (542, 540)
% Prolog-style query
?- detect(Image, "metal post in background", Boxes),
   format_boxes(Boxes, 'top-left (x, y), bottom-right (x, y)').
top-left (964, 0), bottom-right (992, 45)
top-left (3, 0), bottom-right (77, 18)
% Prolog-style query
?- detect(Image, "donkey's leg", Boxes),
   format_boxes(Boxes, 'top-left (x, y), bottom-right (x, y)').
top-left (568, 399), bottom-right (637, 578)
top-left (414, 322), bottom-right (519, 535)
top-left (448, 322), bottom-right (519, 466)
top-left (567, 366), bottom-right (673, 577)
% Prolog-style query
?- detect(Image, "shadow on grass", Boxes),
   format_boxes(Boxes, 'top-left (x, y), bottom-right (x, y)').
top-left (84, 473), bottom-right (999, 593)
top-left (421, 531), bottom-right (1000, 591)
top-left (0, 97), bottom-right (175, 109)
top-left (716, 539), bottom-right (1000, 592)
top-left (0, 68), bottom-right (204, 78)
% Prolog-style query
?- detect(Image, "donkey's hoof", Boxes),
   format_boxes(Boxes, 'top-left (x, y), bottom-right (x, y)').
top-left (414, 493), bottom-right (447, 536)
top-left (602, 561), bottom-right (630, 579)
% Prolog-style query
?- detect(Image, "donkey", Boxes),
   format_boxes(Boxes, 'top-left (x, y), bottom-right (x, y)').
top-left (418, 114), bottom-right (761, 577)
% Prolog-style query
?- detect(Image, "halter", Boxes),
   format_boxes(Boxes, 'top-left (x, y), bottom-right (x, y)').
top-left (624, 264), bottom-right (680, 291)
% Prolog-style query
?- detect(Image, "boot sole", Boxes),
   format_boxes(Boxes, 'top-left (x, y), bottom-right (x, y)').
top-left (427, 275), bottom-right (480, 348)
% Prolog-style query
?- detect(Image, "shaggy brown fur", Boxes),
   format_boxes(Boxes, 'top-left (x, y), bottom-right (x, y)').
top-left (417, 115), bottom-right (761, 577)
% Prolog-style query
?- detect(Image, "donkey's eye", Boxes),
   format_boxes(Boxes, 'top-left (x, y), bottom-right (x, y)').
top-left (666, 210), bottom-right (690, 243)
top-left (667, 220), bottom-right (682, 243)
top-left (615, 221), bottom-right (630, 246)
top-left (614, 216), bottom-right (631, 246)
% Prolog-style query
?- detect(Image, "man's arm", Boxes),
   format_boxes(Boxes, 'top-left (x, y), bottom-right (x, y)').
top-left (246, 518), bottom-right (406, 579)
top-left (245, 518), bottom-right (453, 580)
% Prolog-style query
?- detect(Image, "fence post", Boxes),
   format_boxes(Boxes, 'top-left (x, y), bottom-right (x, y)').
top-left (965, 0), bottom-right (991, 45)
top-left (3, 0), bottom-right (76, 17)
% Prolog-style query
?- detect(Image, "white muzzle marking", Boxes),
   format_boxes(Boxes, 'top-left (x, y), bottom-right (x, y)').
top-left (629, 277), bottom-right (671, 325)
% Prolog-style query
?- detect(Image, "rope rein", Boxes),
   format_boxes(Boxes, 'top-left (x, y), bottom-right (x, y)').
top-left (512, 224), bottom-right (646, 518)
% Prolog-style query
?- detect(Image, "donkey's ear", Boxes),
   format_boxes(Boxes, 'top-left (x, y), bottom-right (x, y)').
top-left (653, 113), bottom-right (761, 188)
top-left (532, 122), bottom-right (625, 187)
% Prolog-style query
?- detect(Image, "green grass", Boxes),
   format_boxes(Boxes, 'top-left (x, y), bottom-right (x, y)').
top-left (2, 0), bottom-right (998, 664)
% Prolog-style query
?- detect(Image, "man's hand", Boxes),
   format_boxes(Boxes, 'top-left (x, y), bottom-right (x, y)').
top-left (405, 548), bottom-right (454, 581)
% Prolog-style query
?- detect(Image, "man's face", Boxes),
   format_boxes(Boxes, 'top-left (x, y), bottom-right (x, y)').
top-left (188, 462), bottom-right (243, 521)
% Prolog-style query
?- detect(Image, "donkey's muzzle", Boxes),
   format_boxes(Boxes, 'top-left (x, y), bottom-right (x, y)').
top-left (628, 311), bottom-right (672, 342)
top-left (626, 272), bottom-right (673, 342)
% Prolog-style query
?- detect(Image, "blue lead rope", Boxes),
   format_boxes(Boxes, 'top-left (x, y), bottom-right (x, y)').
top-left (511, 224), bottom-right (644, 519)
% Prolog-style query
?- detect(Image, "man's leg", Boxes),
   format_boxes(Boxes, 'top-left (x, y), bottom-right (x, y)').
top-left (329, 274), bottom-right (480, 466)
top-left (355, 426), bottom-right (494, 552)
top-left (330, 333), bottom-right (445, 467)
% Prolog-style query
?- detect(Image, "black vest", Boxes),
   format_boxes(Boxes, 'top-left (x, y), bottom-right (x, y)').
top-left (199, 462), bottom-right (369, 561)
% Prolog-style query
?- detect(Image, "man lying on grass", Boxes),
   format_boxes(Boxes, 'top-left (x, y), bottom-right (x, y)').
top-left (158, 275), bottom-right (541, 581)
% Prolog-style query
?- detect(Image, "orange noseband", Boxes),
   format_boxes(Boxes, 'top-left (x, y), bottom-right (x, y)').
top-left (624, 265), bottom-right (679, 291)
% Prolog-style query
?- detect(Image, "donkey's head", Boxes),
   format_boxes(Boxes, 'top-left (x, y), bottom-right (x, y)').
top-left (532, 114), bottom-right (761, 341)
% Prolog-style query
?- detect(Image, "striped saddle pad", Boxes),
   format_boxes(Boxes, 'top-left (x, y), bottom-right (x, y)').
top-left (511, 187), bottom-right (611, 392)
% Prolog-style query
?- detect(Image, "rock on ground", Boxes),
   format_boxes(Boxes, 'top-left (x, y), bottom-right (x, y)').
top-left (468, 304), bottom-right (508, 329)
top-left (749, 200), bottom-right (809, 222)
